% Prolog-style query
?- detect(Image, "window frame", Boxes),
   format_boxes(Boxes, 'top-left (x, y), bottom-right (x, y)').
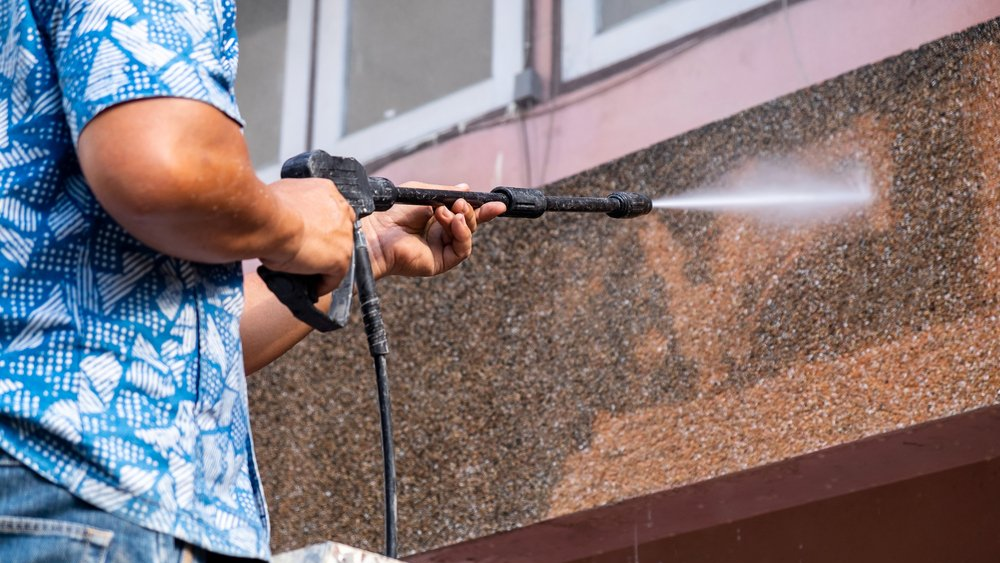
top-left (310, 0), bottom-right (526, 163)
top-left (247, 0), bottom-right (316, 182)
top-left (560, 0), bottom-right (774, 82)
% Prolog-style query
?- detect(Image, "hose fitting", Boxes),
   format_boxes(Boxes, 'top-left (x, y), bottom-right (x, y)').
top-left (492, 187), bottom-right (548, 218)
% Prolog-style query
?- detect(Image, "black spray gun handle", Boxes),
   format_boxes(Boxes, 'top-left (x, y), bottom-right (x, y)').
top-left (257, 151), bottom-right (373, 332)
top-left (258, 150), bottom-right (654, 332)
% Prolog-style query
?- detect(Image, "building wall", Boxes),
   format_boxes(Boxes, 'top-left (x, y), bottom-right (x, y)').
top-left (374, 0), bottom-right (1000, 190)
top-left (247, 14), bottom-right (1000, 557)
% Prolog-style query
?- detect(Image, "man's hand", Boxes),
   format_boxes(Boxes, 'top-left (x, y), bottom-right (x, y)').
top-left (362, 182), bottom-right (506, 279)
top-left (261, 178), bottom-right (355, 295)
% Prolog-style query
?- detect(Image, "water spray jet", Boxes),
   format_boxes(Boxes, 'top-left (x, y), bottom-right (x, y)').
top-left (652, 159), bottom-right (873, 221)
top-left (653, 190), bottom-right (871, 211)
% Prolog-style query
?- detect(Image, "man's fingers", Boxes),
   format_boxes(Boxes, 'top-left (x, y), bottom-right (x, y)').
top-left (449, 213), bottom-right (472, 259)
top-left (476, 201), bottom-right (507, 223)
top-left (434, 204), bottom-right (454, 225)
top-left (380, 181), bottom-right (495, 276)
top-left (434, 202), bottom-right (472, 260)
top-left (452, 199), bottom-right (478, 232)
top-left (433, 205), bottom-right (454, 244)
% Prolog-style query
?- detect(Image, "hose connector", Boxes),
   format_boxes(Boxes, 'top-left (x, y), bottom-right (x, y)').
top-left (369, 177), bottom-right (398, 212)
top-left (607, 192), bottom-right (652, 218)
top-left (492, 187), bottom-right (547, 218)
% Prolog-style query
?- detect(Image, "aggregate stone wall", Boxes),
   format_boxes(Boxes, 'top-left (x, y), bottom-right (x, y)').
top-left (248, 18), bottom-right (1000, 556)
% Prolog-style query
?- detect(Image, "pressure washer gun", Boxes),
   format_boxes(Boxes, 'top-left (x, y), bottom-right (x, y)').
top-left (256, 149), bottom-right (651, 558)
top-left (258, 149), bottom-right (652, 333)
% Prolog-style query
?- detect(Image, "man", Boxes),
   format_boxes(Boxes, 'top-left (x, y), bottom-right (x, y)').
top-left (0, 1), bottom-right (505, 561)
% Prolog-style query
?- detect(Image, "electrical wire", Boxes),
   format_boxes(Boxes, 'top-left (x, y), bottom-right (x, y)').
top-left (518, 115), bottom-right (534, 186)
top-left (781, 0), bottom-right (812, 87)
top-left (466, 33), bottom-right (707, 140)
top-left (508, 34), bottom-right (705, 186)
top-left (505, 0), bottom-right (810, 187)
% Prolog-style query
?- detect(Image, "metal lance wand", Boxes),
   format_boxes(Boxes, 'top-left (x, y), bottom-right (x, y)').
top-left (258, 150), bottom-right (652, 557)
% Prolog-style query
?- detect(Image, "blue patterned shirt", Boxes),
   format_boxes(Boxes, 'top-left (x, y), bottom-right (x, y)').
top-left (0, 1), bottom-right (268, 559)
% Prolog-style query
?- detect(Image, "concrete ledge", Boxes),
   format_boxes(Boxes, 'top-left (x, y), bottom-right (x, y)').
top-left (274, 542), bottom-right (404, 563)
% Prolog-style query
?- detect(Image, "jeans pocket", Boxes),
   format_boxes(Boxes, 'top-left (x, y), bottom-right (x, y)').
top-left (0, 515), bottom-right (114, 563)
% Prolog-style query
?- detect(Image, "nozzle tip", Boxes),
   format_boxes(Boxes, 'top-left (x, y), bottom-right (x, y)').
top-left (608, 192), bottom-right (653, 218)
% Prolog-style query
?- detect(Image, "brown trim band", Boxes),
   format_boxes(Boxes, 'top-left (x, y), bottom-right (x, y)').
top-left (410, 404), bottom-right (1000, 563)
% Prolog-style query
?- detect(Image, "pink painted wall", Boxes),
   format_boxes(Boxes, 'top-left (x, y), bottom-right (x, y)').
top-left (373, 0), bottom-right (1000, 192)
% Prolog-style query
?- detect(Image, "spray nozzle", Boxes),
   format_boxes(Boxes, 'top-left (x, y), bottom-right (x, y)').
top-left (608, 191), bottom-right (653, 218)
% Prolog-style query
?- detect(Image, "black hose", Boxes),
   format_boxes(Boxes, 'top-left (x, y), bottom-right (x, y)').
top-left (352, 222), bottom-right (397, 558)
top-left (374, 354), bottom-right (397, 558)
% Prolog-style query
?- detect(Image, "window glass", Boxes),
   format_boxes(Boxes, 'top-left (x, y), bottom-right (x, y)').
top-left (599, 0), bottom-right (675, 31)
top-left (344, 0), bottom-right (493, 134)
top-left (562, 0), bottom-right (771, 81)
top-left (235, 0), bottom-right (289, 169)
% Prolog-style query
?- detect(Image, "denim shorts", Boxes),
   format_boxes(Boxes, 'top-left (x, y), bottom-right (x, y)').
top-left (0, 450), bottom-right (260, 563)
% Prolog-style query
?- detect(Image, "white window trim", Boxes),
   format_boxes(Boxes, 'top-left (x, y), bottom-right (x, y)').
top-left (311, 0), bottom-right (525, 164)
top-left (561, 0), bottom-right (773, 82)
top-left (255, 0), bottom-right (315, 182)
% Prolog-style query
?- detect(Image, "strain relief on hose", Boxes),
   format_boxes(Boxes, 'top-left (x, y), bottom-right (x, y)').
top-left (607, 192), bottom-right (653, 218)
top-left (353, 225), bottom-right (390, 356)
top-left (492, 187), bottom-right (547, 218)
top-left (361, 296), bottom-right (390, 356)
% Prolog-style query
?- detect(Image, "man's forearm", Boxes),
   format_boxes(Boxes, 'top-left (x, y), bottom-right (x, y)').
top-left (240, 263), bottom-right (333, 374)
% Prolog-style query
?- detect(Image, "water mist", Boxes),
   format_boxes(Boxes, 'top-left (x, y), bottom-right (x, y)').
top-left (653, 158), bottom-right (873, 223)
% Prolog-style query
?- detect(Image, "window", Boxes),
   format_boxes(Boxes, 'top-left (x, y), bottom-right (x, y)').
top-left (561, 0), bottom-right (773, 81)
top-left (312, 0), bottom-right (526, 163)
top-left (235, 0), bottom-right (315, 181)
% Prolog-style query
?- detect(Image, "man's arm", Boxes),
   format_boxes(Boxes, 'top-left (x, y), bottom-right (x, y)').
top-left (77, 97), bottom-right (356, 292)
top-left (240, 265), bottom-right (332, 374)
top-left (78, 96), bottom-right (504, 374)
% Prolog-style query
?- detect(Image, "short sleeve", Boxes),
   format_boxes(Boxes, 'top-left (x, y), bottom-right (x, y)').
top-left (52, 0), bottom-right (244, 144)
